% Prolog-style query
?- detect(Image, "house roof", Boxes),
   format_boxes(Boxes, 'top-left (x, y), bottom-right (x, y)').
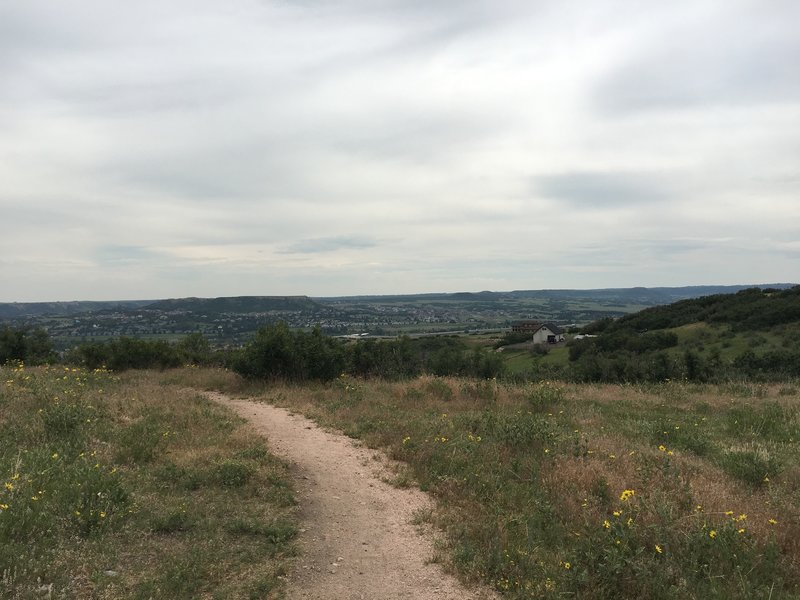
top-left (511, 321), bottom-right (563, 335)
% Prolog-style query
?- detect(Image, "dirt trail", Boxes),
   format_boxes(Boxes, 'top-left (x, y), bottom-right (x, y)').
top-left (206, 392), bottom-right (497, 600)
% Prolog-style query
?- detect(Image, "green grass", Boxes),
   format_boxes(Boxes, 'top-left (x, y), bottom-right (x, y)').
top-left (0, 365), bottom-right (297, 599)
top-left (666, 323), bottom-right (797, 363)
top-left (247, 374), bottom-right (800, 599)
top-left (11, 365), bottom-right (794, 599)
top-left (501, 345), bottom-right (570, 376)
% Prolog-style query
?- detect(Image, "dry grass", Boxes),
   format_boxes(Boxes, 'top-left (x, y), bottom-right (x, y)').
top-left (0, 366), bottom-right (297, 600)
top-left (237, 373), bottom-right (799, 599)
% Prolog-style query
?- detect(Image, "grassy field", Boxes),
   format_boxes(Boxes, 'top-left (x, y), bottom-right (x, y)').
top-left (229, 373), bottom-right (800, 599)
top-left (500, 320), bottom-right (800, 381)
top-left (3, 365), bottom-right (798, 599)
top-left (0, 365), bottom-right (297, 599)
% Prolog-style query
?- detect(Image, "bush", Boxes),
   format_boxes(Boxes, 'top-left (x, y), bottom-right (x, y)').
top-left (0, 326), bottom-right (54, 365)
top-left (232, 323), bottom-right (344, 382)
top-left (73, 337), bottom-right (181, 371)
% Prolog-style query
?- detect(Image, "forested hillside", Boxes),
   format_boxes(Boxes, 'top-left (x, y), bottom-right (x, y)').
top-left (566, 286), bottom-right (800, 382)
top-left (589, 286), bottom-right (800, 334)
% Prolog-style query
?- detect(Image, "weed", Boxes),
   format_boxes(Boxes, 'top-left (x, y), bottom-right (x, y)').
top-left (726, 401), bottom-right (797, 442)
top-left (213, 460), bottom-right (255, 488)
top-left (719, 448), bottom-right (779, 488)
top-left (0, 366), bottom-right (296, 599)
top-left (151, 507), bottom-right (193, 533)
top-left (526, 380), bottom-right (565, 411)
top-left (227, 518), bottom-right (297, 546)
top-left (424, 378), bottom-right (454, 401)
top-left (116, 417), bottom-right (164, 464)
top-left (260, 374), bottom-right (800, 599)
top-left (459, 379), bottom-right (498, 402)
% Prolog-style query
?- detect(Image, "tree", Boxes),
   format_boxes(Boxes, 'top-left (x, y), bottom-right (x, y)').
top-left (0, 326), bottom-right (54, 365)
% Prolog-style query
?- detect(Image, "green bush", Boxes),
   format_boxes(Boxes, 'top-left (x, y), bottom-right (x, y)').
top-left (74, 337), bottom-right (182, 371)
top-left (0, 326), bottom-right (54, 365)
top-left (232, 323), bottom-right (345, 382)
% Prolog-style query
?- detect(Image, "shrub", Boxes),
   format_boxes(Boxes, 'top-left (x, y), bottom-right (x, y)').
top-left (73, 337), bottom-right (181, 371)
top-left (233, 323), bottom-right (345, 382)
top-left (0, 326), bottom-right (54, 365)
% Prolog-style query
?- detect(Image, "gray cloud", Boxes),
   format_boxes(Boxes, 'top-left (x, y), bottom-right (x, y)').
top-left (279, 236), bottom-right (379, 254)
top-left (535, 172), bottom-right (671, 207)
top-left (0, 1), bottom-right (798, 301)
top-left (94, 245), bottom-right (165, 266)
top-left (594, 2), bottom-right (800, 114)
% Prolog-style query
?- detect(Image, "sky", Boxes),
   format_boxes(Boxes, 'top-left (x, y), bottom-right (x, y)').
top-left (1, 0), bottom-right (799, 302)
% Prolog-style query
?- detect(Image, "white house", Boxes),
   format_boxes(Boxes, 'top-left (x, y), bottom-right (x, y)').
top-left (531, 323), bottom-right (565, 345)
top-left (510, 321), bottom-right (565, 344)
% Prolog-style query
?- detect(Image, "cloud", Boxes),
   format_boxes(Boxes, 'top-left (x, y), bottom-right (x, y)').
top-left (279, 236), bottom-right (379, 254)
top-left (535, 172), bottom-right (671, 207)
top-left (94, 245), bottom-right (166, 266)
top-left (594, 2), bottom-right (800, 114)
top-left (0, 1), bottom-right (798, 301)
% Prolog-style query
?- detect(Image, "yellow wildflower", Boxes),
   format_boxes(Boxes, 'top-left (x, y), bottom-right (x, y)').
top-left (655, 544), bottom-right (662, 554)
top-left (709, 530), bottom-right (717, 539)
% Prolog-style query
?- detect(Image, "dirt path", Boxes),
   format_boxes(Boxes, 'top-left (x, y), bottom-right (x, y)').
top-left (206, 392), bottom-right (498, 600)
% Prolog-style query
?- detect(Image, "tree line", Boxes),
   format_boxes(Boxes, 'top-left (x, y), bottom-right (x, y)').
top-left (0, 323), bottom-right (504, 382)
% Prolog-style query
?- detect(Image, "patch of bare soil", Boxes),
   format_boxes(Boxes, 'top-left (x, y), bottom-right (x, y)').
top-left (206, 392), bottom-right (498, 600)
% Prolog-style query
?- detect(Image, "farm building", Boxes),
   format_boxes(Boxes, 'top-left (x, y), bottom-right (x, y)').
top-left (511, 321), bottom-right (565, 344)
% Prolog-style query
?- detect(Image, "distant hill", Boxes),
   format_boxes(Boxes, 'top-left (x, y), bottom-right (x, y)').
top-left (317, 284), bottom-right (796, 306)
top-left (0, 300), bottom-right (153, 319)
top-left (142, 296), bottom-right (324, 314)
top-left (504, 284), bottom-right (797, 305)
top-left (593, 285), bottom-right (800, 333)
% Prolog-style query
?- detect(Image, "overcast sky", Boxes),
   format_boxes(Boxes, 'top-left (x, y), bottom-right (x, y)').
top-left (2, 0), bottom-right (798, 301)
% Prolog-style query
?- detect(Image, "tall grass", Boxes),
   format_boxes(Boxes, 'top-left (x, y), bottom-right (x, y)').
top-left (0, 365), bottom-right (296, 599)
top-left (253, 374), bottom-right (799, 599)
